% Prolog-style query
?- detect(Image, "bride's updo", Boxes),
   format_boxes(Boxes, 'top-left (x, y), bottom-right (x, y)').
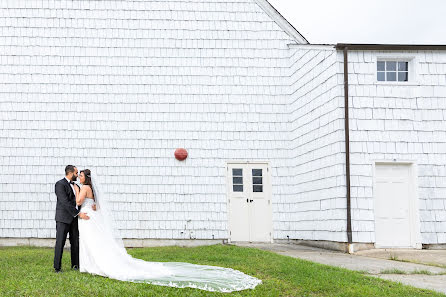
top-left (80, 169), bottom-right (94, 198)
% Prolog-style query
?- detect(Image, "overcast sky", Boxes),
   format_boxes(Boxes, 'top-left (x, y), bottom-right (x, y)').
top-left (267, 0), bottom-right (446, 45)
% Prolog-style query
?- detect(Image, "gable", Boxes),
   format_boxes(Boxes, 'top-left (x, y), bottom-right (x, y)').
top-left (254, 0), bottom-right (308, 44)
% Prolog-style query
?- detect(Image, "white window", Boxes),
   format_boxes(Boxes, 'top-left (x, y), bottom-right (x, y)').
top-left (377, 61), bottom-right (409, 82)
top-left (231, 168), bottom-right (264, 193)
top-left (232, 168), bottom-right (243, 192)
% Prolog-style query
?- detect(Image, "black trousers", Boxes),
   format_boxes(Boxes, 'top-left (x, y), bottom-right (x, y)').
top-left (54, 219), bottom-right (79, 271)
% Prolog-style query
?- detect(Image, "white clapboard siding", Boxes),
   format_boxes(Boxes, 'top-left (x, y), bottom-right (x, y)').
top-left (346, 50), bottom-right (446, 244)
top-left (0, 0), bottom-right (298, 240)
top-left (0, 1), bottom-right (445, 246)
top-left (283, 45), bottom-right (347, 242)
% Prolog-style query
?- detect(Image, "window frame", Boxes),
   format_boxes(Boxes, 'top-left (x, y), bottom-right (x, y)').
top-left (252, 168), bottom-right (263, 193)
top-left (232, 168), bottom-right (244, 193)
top-left (374, 55), bottom-right (417, 85)
top-left (377, 61), bottom-right (408, 82)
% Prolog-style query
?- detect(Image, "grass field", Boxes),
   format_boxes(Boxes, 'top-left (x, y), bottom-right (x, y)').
top-left (0, 244), bottom-right (444, 296)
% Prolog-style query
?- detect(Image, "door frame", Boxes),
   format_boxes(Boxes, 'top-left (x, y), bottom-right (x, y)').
top-left (225, 161), bottom-right (273, 243)
top-left (372, 161), bottom-right (422, 249)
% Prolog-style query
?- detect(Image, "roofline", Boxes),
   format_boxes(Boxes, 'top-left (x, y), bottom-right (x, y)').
top-left (335, 43), bottom-right (446, 51)
top-left (254, 0), bottom-right (309, 44)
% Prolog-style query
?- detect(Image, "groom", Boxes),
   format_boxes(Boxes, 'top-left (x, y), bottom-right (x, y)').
top-left (53, 165), bottom-right (90, 273)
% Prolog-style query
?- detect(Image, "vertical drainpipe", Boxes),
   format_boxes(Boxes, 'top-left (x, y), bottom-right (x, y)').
top-left (343, 47), bottom-right (353, 252)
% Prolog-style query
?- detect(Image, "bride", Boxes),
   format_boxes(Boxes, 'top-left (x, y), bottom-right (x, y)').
top-left (74, 169), bottom-right (261, 292)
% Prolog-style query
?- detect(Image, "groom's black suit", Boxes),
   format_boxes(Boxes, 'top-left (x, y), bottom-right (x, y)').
top-left (54, 178), bottom-right (80, 271)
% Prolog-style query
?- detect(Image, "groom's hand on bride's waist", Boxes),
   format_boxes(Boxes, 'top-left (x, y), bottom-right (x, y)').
top-left (79, 212), bottom-right (90, 220)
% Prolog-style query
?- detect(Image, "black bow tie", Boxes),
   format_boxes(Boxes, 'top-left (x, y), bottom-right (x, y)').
top-left (69, 181), bottom-right (75, 185)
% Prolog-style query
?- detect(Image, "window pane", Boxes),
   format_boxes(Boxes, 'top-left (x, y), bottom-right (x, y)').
top-left (232, 177), bottom-right (243, 184)
top-left (387, 72), bottom-right (397, 81)
top-left (386, 61), bottom-right (396, 71)
top-left (398, 72), bottom-right (408, 82)
top-left (377, 72), bottom-right (385, 81)
top-left (377, 61), bottom-right (385, 71)
top-left (398, 62), bottom-right (408, 71)
top-left (253, 177), bottom-right (263, 185)
top-left (233, 185), bottom-right (243, 192)
top-left (252, 169), bottom-right (262, 176)
top-left (232, 169), bottom-right (242, 176)
top-left (253, 185), bottom-right (263, 192)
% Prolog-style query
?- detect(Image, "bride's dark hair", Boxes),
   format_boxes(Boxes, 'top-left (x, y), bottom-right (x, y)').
top-left (80, 169), bottom-right (94, 198)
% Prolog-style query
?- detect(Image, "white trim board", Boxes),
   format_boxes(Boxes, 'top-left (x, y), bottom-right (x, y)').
top-left (253, 0), bottom-right (308, 44)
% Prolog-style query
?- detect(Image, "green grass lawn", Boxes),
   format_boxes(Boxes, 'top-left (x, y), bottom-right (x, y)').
top-left (0, 244), bottom-right (443, 297)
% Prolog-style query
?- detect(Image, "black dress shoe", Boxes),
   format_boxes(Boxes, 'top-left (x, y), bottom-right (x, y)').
top-left (72, 265), bottom-right (79, 270)
top-left (54, 269), bottom-right (62, 273)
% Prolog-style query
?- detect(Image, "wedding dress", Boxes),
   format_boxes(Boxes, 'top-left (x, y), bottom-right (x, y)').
top-left (77, 176), bottom-right (261, 292)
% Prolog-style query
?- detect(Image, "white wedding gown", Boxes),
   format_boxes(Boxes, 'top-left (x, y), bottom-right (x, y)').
top-left (78, 198), bottom-right (261, 292)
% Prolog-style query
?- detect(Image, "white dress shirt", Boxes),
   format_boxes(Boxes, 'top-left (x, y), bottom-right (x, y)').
top-left (65, 177), bottom-right (80, 215)
top-left (65, 177), bottom-right (76, 196)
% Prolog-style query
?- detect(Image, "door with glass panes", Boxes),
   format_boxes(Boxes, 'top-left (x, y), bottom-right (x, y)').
top-left (227, 163), bottom-right (272, 242)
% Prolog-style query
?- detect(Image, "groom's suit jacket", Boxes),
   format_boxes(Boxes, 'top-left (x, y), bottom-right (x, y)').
top-left (55, 178), bottom-right (80, 224)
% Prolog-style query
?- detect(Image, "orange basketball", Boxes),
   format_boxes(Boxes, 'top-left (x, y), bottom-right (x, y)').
top-left (174, 148), bottom-right (188, 161)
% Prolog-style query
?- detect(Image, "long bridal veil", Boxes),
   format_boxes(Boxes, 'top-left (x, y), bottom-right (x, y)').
top-left (90, 172), bottom-right (125, 249)
top-left (86, 173), bottom-right (262, 292)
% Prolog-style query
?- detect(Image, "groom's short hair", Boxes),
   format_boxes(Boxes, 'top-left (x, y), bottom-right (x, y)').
top-left (65, 165), bottom-right (76, 175)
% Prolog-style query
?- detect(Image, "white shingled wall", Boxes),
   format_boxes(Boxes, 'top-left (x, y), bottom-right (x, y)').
top-left (282, 45), bottom-right (347, 242)
top-left (346, 50), bottom-right (446, 244)
top-left (0, 0), bottom-right (299, 240)
top-left (1, 1), bottom-right (445, 247)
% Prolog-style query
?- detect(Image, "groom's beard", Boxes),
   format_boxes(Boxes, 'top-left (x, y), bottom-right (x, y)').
top-left (72, 176), bottom-right (77, 182)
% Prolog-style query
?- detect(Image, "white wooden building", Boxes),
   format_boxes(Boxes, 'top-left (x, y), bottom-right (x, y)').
top-left (0, 0), bottom-right (445, 251)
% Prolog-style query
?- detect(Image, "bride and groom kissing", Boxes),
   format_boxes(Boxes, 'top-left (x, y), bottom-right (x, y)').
top-left (54, 165), bottom-right (95, 273)
top-left (53, 165), bottom-right (262, 292)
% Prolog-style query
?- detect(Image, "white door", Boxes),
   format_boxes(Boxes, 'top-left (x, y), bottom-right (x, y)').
top-left (227, 165), bottom-right (250, 241)
top-left (374, 164), bottom-right (415, 248)
top-left (227, 163), bottom-right (272, 242)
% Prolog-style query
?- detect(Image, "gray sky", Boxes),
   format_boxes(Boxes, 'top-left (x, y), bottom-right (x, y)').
top-left (267, 0), bottom-right (446, 44)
